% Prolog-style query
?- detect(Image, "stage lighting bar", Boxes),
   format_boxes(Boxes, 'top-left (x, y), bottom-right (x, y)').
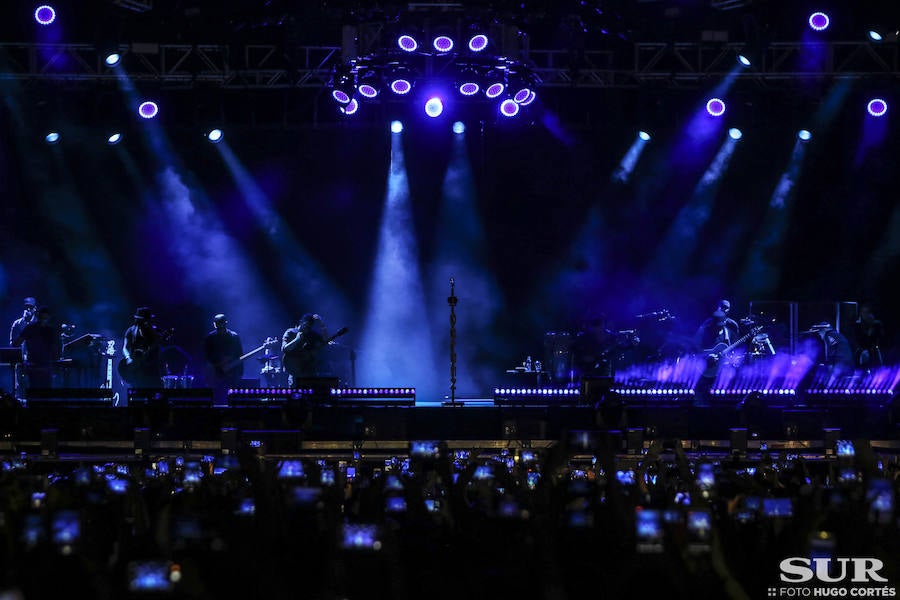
top-left (805, 388), bottom-right (895, 396)
top-left (330, 387), bottom-right (416, 399)
top-left (710, 388), bottom-right (796, 396)
top-left (492, 387), bottom-right (580, 406)
top-left (228, 387), bottom-right (314, 398)
top-left (611, 387), bottom-right (694, 396)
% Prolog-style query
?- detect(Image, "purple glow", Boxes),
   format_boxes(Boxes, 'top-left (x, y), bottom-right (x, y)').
top-left (332, 89), bottom-right (351, 104)
top-left (485, 83), bottom-right (505, 99)
top-left (459, 82), bottom-right (480, 96)
top-left (398, 35), bottom-right (418, 52)
top-left (468, 34), bottom-right (488, 52)
top-left (513, 88), bottom-right (532, 103)
top-left (867, 98), bottom-right (888, 117)
top-left (519, 90), bottom-right (537, 106)
top-left (341, 98), bottom-right (359, 115)
top-left (706, 98), bottom-right (726, 117)
top-left (808, 12), bottom-right (830, 31)
top-left (34, 5), bottom-right (56, 25)
top-left (138, 101), bottom-right (159, 119)
top-left (358, 84), bottom-right (378, 98)
top-left (500, 99), bottom-right (520, 117)
top-left (424, 97), bottom-right (443, 118)
top-left (433, 36), bottom-right (454, 52)
top-left (390, 79), bottom-right (412, 95)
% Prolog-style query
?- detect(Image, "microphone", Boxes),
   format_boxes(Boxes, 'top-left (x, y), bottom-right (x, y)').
top-left (635, 310), bottom-right (667, 319)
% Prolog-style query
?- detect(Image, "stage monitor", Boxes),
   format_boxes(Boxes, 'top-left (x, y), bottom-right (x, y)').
top-left (24, 387), bottom-right (115, 408)
top-left (0, 347), bottom-right (23, 365)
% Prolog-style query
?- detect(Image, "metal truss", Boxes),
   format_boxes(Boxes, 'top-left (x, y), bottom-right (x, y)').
top-left (1, 40), bottom-right (897, 90)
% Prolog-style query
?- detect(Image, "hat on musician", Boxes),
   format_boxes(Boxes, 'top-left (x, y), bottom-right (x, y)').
top-left (133, 307), bottom-right (155, 320)
top-left (717, 299), bottom-right (731, 312)
top-left (24, 297), bottom-right (37, 308)
top-left (213, 313), bottom-right (227, 324)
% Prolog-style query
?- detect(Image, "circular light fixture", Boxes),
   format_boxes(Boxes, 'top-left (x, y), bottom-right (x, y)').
top-left (808, 12), bottom-right (830, 32)
top-left (105, 53), bottom-right (121, 67)
top-left (638, 131), bottom-right (651, 141)
top-left (868, 30), bottom-right (883, 42)
top-left (390, 79), bottom-right (412, 95)
top-left (513, 88), bottom-right (532, 103)
top-left (798, 129), bottom-right (812, 141)
top-left (138, 101), bottom-right (159, 119)
top-left (207, 129), bottom-right (223, 143)
top-left (398, 35), bottom-right (418, 52)
top-left (433, 35), bottom-right (454, 52)
top-left (468, 34), bottom-right (488, 52)
top-left (332, 89), bottom-right (351, 104)
top-left (706, 98), bottom-right (726, 117)
top-left (390, 120), bottom-right (404, 134)
top-left (867, 98), bottom-right (888, 117)
top-left (34, 5), bottom-right (56, 25)
top-left (452, 121), bottom-right (465, 134)
top-left (45, 131), bottom-right (60, 144)
top-left (107, 132), bottom-right (122, 145)
top-left (519, 90), bottom-right (537, 106)
top-left (728, 128), bottom-right (743, 140)
top-left (458, 82), bottom-right (480, 96)
top-left (485, 82), bottom-right (505, 99)
top-left (500, 99), bottom-right (520, 117)
top-left (341, 98), bottom-right (359, 115)
top-left (424, 97), bottom-right (444, 118)
top-left (358, 84), bottom-right (379, 98)
top-left (737, 54), bottom-right (751, 67)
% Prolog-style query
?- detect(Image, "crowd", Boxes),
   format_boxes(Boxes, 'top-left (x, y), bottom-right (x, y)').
top-left (0, 437), bottom-right (897, 599)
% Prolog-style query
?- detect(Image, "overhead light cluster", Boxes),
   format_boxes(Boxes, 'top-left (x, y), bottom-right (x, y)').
top-left (329, 25), bottom-right (539, 121)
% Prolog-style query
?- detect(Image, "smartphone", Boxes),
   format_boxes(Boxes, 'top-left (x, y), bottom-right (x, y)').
top-left (21, 513), bottom-right (44, 548)
top-left (410, 441), bottom-right (439, 458)
top-left (686, 510), bottom-right (711, 550)
top-left (127, 560), bottom-right (174, 592)
top-left (867, 479), bottom-right (894, 525)
top-left (424, 498), bottom-right (440, 512)
top-left (526, 471), bottom-right (541, 490)
top-left (51, 510), bottom-right (81, 546)
top-left (762, 498), bottom-right (793, 518)
top-left (235, 498), bottom-right (255, 516)
top-left (384, 474), bottom-right (403, 491)
top-left (385, 496), bottom-right (407, 513)
top-left (616, 470), bottom-right (635, 486)
top-left (320, 469), bottom-right (335, 487)
top-left (836, 440), bottom-right (855, 457)
top-left (635, 509), bottom-right (663, 553)
top-left (107, 478), bottom-right (128, 494)
top-left (520, 450), bottom-right (536, 463)
top-left (473, 465), bottom-right (493, 481)
top-left (341, 524), bottom-right (381, 550)
top-left (696, 463), bottom-right (714, 490)
top-left (277, 460), bottom-right (304, 479)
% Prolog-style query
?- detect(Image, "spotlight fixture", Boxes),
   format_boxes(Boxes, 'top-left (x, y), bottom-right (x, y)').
top-left (341, 98), bottom-right (360, 115)
top-left (500, 98), bottom-right (520, 117)
top-left (513, 87), bottom-right (532, 104)
top-left (105, 52), bottom-right (121, 67)
top-left (798, 129), bottom-right (812, 141)
top-left (485, 82), bottom-right (505, 99)
top-left (518, 90), bottom-right (537, 106)
top-left (206, 129), bottom-right (223, 143)
top-left (34, 5), bottom-right (56, 26)
top-left (433, 35), bottom-right (454, 53)
top-left (138, 101), bottom-right (158, 119)
top-left (808, 12), bottom-right (830, 32)
top-left (390, 120), bottom-right (404, 134)
top-left (706, 98), bottom-right (726, 117)
top-left (357, 70), bottom-right (381, 99)
top-left (44, 131), bottom-right (60, 144)
top-left (452, 121), bottom-right (465, 134)
top-left (424, 97), bottom-right (444, 118)
top-left (728, 128), bottom-right (743, 140)
top-left (867, 98), bottom-right (888, 117)
top-left (398, 35), bottom-right (418, 52)
top-left (331, 72), bottom-right (355, 104)
top-left (107, 132), bottom-right (122, 145)
top-left (458, 81), bottom-right (480, 96)
top-left (390, 78), bottom-right (412, 95)
top-left (638, 131), bottom-right (651, 141)
top-left (868, 30), bottom-right (883, 42)
top-left (468, 34), bottom-right (489, 52)
top-left (737, 54), bottom-right (751, 67)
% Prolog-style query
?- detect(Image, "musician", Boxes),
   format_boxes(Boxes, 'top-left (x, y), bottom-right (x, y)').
top-left (853, 303), bottom-right (884, 368)
top-left (204, 313), bottom-right (243, 404)
top-left (694, 300), bottom-right (740, 350)
top-left (810, 322), bottom-right (855, 374)
top-left (693, 300), bottom-right (740, 407)
top-left (121, 307), bottom-right (164, 388)
top-left (570, 314), bottom-right (616, 379)
top-left (282, 313), bottom-right (328, 387)
top-left (12, 306), bottom-right (61, 390)
top-left (9, 297), bottom-right (38, 345)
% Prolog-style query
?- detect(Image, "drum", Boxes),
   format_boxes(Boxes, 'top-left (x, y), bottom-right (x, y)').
top-left (162, 375), bottom-right (194, 389)
top-left (750, 333), bottom-right (776, 357)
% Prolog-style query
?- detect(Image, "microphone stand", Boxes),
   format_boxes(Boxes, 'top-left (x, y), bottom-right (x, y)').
top-left (443, 277), bottom-right (460, 407)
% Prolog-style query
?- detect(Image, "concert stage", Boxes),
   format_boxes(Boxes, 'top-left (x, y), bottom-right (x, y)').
top-left (3, 385), bottom-right (897, 459)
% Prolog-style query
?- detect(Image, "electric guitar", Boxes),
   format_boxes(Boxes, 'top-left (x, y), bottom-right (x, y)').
top-left (210, 337), bottom-right (279, 380)
top-left (282, 326), bottom-right (348, 377)
top-left (702, 325), bottom-right (763, 377)
top-left (117, 328), bottom-right (174, 383)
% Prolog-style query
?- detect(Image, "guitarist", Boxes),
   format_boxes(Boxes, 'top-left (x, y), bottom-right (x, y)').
top-left (120, 307), bottom-right (164, 388)
top-left (204, 313), bottom-right (244, 403)
top-left (282, 313), bottom-right (328, 387)
top-left (693, 300), bottom-right (741, 406)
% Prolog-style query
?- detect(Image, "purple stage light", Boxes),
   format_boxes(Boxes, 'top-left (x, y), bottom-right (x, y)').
top-left (468, 34), bottom-right (488, 52)
top-left (485, 82), bottom-right (505, 99)
top-left (341, 98), bottom-right (359, 115)
top-left (867, 98), bottom-right (888, 117)
top-left (424, 97), bottom-right (443, 118)
top-left (706, 98), bottom-right (726, 117)
top-left (458, 82), bottom-right (479, 96)
top-left (34, 5), bottom-right (56, 25)
top-left (398, 35), bottom-right (418, 52)
top-left (138, 101), bottom-right (159, 119)
top-left (519, 90), bottom-right (536, 106)
top-left (390, 79), bottom-right (412, 95)
top-left (500, 99), bottom-right (520, 117)
top-left (808, 12), bottom-right (830, 31)
top-left (358, 84), bottom-right (378, 98)
top-left (332, 89), bottom-right (351, 104)
top-left (513, 88), bottom-right (532, 103)
top-left (433, 35), bottom-right (454, 52)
